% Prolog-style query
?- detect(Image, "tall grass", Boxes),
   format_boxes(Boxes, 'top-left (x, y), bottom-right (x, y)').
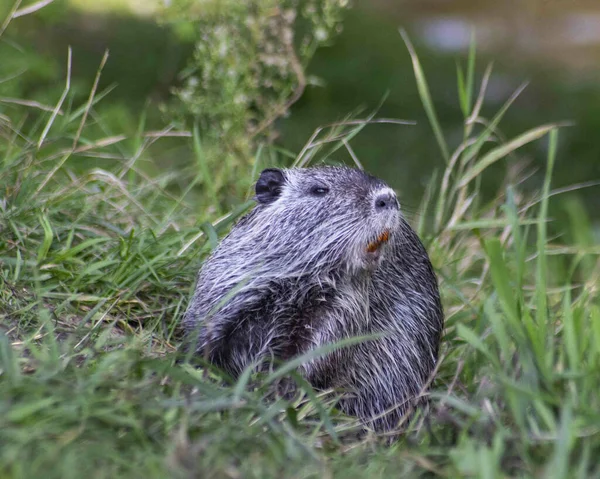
top-left (1, 26), bottom-right (599, 479)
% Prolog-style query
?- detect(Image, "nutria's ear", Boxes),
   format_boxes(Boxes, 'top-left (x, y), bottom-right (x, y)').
top-left (255, 168), bottom-right (285, 204)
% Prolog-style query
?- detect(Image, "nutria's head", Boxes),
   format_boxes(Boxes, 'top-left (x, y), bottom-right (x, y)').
top-left (252, 166), bottom-right (401, 274)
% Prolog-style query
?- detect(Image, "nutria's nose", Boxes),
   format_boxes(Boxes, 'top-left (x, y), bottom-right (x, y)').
top-left (374, 192), bottom-right (399, 211)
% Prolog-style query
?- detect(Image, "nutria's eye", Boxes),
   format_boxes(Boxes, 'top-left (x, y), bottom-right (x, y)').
top-left (310, 185), bottom-right (329, 197)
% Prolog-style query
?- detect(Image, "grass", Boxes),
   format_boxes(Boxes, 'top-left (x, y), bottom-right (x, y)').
top-left (1, 21), bottom-right (600, 479)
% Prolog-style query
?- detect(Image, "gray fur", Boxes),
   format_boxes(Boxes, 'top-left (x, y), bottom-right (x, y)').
top-left (183, 166), bottom-right (443, 432)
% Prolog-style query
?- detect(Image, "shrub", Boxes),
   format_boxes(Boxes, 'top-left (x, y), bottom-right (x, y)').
top-left (160, 0), bottom-right (350, 165)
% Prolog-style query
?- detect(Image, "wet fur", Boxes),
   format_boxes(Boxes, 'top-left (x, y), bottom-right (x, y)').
top-left (183, 166), bottom-right (443, 432)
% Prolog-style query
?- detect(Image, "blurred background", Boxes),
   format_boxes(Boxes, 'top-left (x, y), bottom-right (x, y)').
top-left (1, 0), bottom-right (599, 226)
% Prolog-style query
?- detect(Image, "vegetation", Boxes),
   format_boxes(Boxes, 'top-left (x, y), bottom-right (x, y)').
top-left (160, 0), bottom-right (350, 194)
top-left (1, 5), bottom-right (599, 479)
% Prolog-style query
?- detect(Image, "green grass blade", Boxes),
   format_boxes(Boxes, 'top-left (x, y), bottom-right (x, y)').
top-left (400, 28), bottom-right (449, 162)
top-left (36, 213), bottom-right (53, 264)
top-left (456, 323), bottom-right (498, 367)
top-left (457, 63), bottom-right (468, 118)
top-left (193, 123), bottom-right (216, 201)
top-left (483, 237), bottom-right (521, 330)
top-left (536, 129), bottom-right (558, 336)
top-left (456, 32), bottom-right (476, 122)
top-left (458, 124), bottom-right (561, 188)
top-left (465, 30), bottom-right (476, 117)
top-left (459, 81), bottom-right (528, 171)
top-left (264, 334), bottom-right (382, 383)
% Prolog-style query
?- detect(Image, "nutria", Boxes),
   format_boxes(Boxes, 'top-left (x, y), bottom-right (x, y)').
top-left (183, 166), bottom-right (443, 432)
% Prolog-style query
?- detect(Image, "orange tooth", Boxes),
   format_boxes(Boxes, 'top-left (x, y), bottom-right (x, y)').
top-left (366, 241), bottom-right (378, 253)
top-left (366, 230), bottom-right (390, 252)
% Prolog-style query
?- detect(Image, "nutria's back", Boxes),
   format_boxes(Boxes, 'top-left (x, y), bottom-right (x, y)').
top-left (183, 166), bottom-right (443, 432)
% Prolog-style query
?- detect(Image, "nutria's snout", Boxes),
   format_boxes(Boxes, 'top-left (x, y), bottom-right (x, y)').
top-left (374, 191), bottom-right (399, 211)
top-left (366, 187), bottom-right (399, 255)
